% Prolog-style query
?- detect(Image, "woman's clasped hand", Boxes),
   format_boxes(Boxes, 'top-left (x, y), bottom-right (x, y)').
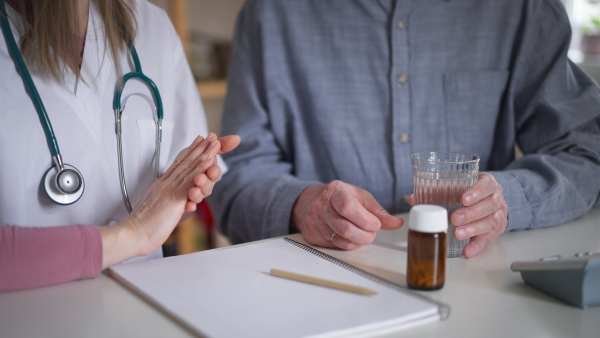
top-left (99, 133), bottom-right (240, 268)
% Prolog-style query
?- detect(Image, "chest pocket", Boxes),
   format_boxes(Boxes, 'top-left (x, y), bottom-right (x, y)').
top-left (443, 71), bottom-right (509, 167)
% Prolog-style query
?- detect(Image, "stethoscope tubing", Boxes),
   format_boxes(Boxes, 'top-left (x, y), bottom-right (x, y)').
top-left (0, 0), bottom-right (61, 158)
top-left (113, 47), bottom-right (165, 214)
top-left (113, 40), bottom-right (164, 120)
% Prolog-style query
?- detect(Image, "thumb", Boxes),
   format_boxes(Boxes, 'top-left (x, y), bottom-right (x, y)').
top-left (218, 135), bottom-right (241, 154)
top-left (407, 194), bottom-right (415, 206)
top-left (358, 190), bottom-right (404, 230)
top-left (376, 209), bottom-right (404, 230)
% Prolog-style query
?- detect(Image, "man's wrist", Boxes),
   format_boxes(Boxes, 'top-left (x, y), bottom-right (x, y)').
top-left (289, 184), bottom-right (322, 234)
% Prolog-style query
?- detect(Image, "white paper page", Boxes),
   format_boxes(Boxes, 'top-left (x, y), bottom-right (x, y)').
top-left (109, 238), bottom-right (440, 338)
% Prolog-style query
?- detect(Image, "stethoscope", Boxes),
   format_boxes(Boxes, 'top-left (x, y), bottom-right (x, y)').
top-left (0, 0), bottom-right (163, 214)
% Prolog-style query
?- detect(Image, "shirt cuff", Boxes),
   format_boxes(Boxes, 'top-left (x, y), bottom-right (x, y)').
top-left (79, 225), bottom-right (103, 279)
top-left (488, 170), bottom-right (534, 232)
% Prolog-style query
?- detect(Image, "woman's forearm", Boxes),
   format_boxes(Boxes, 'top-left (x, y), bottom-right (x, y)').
top-left (0, 224), bottom-right (102, 292)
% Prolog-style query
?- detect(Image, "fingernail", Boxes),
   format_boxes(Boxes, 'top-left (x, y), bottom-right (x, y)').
top-left (207, 133), bottom-right (216, 142)
top-left (453, 213), bottom-right (464, 224)
top-left (464, 194), bottom-right (473, 205)
top-left (455, 228), bottom-right (465, 239)
top-left (463, 247), bottom-right (471, 258)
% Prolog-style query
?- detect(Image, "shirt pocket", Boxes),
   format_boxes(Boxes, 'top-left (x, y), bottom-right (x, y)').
top-left (443, 71), bottom-right (509, 166)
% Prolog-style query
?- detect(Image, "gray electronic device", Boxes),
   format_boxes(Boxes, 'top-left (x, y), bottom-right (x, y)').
top-left (511, 252), bottom-right (600, 308)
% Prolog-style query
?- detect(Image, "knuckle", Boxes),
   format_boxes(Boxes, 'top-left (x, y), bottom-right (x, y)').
top-left (490, 211), bottom-right (504, 230)
top-left (362, 231), bottom-right (377, 244)
top-left (325, 180), bottom-right (342, 192)
top-left (490, 195), bottom-right (502, 212)
top-left (315, 193), bottom-right (328, 209)
top-left (460, 207), bottom-right (474, 222)
top-left (337, 200), bottom-right (354, 217)
top-left (501, 206), bottom-right (509, 220)
top-left (325, 180), bottom-right (350, 197)
top-left (489, 214), bottom-right (499, 230)
top-left (495, 179), bottom-right (504, 193)
top-left (203, 187), bottom-right (214, 197)
top-left (337, 241), bottom-right (351, 250)
top-left (171, 158), bottom-right (183, 167)
top-left (364, 215), bottom-right (381, 232)
top-left (478, 172), bottom-right (490, 182)
top-left (337, 223), bottom-right (353, 239)
top-left (337, 240), bottom-right (360, 250)
top-left (179, 157), bottom-right (194, 168)
top-left (360, 187), bottom-right (374, 199)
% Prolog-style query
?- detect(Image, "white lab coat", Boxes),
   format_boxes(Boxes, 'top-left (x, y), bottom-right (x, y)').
top-left (0, 0), bottom-right (217, 261)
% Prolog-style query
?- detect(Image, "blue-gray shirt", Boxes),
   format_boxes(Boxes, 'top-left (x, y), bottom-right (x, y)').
top-left (210, 0), bottom-right (600, 244)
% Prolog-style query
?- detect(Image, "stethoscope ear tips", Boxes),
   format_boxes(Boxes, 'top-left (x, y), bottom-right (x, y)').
top-left (42, 164), bottom-right (85, 205)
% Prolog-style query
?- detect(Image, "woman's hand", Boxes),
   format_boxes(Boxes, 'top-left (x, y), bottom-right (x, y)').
top-left (99, 133), bottom-right (240, 268)
top-left (184, 134), bottom-right (241, 212)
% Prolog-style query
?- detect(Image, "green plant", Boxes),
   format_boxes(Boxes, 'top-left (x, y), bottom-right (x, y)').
top-left (582, 16), bottom-right (600, 36)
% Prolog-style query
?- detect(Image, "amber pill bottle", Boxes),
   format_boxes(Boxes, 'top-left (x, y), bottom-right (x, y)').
top-left (406, 205), bottom-right (448, 291)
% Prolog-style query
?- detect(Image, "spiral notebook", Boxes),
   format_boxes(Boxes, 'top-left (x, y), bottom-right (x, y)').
top-left (109, 237), bottom-right (450, 337)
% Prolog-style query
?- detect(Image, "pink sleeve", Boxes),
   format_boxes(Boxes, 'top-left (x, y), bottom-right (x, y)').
top-left (0, 224), bottom-right (103, 292)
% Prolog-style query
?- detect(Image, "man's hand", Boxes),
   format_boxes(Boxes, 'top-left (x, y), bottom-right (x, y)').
top-left (408, 172), bottom-right (507, 258)
top-left (451, 172), bottom-right (507, 258)
top-left (291, 181), bottom-right (403, 250)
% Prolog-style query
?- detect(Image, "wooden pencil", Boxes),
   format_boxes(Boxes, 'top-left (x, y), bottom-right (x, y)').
top-left (269, 268), bottom-right (376, 295)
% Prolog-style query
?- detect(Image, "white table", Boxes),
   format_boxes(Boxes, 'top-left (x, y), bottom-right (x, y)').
top-left (1, 207), bottom-right (599, 338)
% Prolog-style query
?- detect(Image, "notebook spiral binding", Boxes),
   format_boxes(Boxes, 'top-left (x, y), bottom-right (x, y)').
top-left (283, 237), bottom-right (451, 320)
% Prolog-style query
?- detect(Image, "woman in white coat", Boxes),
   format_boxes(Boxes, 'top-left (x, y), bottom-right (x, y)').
top-left (0, 0), bottom-right (239, 291)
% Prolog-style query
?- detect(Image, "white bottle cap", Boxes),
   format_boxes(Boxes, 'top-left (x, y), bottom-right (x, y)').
top-left (409, 205), bottom-right (448, 233)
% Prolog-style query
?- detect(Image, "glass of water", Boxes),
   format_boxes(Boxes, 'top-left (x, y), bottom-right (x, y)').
top-left (412, 152), bottom-right (480, 258)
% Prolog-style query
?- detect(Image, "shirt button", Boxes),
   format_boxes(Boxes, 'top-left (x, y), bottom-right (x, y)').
top-left (397, 74), bottom-right (408, 83)
top-left (397, 20), bottom-right (405, 29)
top-left (398, 133), bottom-right (409, 143)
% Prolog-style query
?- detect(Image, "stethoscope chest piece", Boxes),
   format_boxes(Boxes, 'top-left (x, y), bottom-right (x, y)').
top-left (42, 164), bottom-right (85, 205)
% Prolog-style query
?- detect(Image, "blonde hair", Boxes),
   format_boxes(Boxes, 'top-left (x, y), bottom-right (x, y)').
top-left (5, 0), bottom-right (137, 82)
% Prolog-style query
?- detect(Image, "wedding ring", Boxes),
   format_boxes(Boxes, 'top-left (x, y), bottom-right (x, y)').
top-left (329, 231), bottom-right (337, 242)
